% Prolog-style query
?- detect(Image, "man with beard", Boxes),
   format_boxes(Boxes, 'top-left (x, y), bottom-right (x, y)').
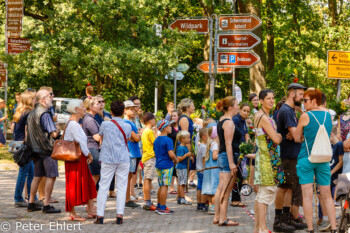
top-left (26, 89), bottom-right (61, 213)
top-left (273, 83), bottom-right (307, 232)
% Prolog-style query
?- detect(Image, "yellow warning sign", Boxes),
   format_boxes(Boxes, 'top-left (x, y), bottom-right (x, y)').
top-left (327, 50), bottom-right (350, 79)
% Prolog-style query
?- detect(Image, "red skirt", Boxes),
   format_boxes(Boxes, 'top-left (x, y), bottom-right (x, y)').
top-left (65, 155), bottom-right (97, 212)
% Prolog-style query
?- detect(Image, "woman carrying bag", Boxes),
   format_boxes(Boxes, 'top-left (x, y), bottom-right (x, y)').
top-left (64, 99), bottom-right (97, 221)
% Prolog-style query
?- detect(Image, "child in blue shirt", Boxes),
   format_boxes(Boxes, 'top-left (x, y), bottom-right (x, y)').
top-left (176, 130), bottom-right (193, 205)
top-left (154, 119), bottom-right (178, 214)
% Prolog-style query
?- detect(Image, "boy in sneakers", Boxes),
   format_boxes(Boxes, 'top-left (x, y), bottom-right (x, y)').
top-left (141, 112), bottom-right (157, 211)
top-left (154, 119), bottom-right (178, 214)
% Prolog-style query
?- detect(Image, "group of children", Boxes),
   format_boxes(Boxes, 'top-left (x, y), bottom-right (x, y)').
top-left (140, 113), bottom-right (221, 215)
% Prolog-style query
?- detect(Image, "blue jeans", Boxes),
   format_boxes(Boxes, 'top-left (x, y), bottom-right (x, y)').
top-left (14, 161), bottom-right (34, 202)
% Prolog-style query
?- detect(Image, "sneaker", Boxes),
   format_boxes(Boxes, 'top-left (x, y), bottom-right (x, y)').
top-left (189, 182), bottom-right (197, 188)
top-left (319, 221), bottom-right (331, 232)
top-left (155, 207), bottom-right (160, 213)
top-left (138, 183), bottom-right (143, 189)
top-left (151, 190), bottom-right (156, 195)
top-left (180, 199), bottom-right (192, 205)
top-left (130, 195), bottom-right (138, 201)
top-left (143, 205), bottom-right (157, 211)
top-left (15, 201), bottom-right (28, 208)
top-left (208, 205), bottom-right (215, 215)
top-left (157, 209), bottom-right (173, 215)
top-left (165, 207), bottom-right (174, 213)
top-left (27, 203), bottom-right (42, 212)
top-left (134, 184), bottom-right (139, 189)
top-left (125, 201), bottom-right (140, 208)
top-left (42, 205), bottom-right (61, 214)
top-left (290, 217), bottom-right (307, 230)
top-left (34, 200), bottom-right (44, 206)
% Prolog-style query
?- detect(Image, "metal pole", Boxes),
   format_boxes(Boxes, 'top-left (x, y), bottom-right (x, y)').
top-left (232, 68), bottom-right (236, 97)
top-left (154, 81), bottom-right (158, 114)
top-left (209, 17), bottom-right (214, 102)
top-left (336, 80), bottom-right (341, 100)
top-left (213, 14), bottom-right (219, 79)
top-left (174, 70), bottom-right (177, 107)
top-left (4, 0), bottom-right (8, 141)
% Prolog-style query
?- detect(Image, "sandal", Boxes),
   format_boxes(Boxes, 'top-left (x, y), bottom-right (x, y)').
top-left (218, 219), bottom-right (239, 226)
top-left (230, 201), bottom-right (247, 207)
top-left (69, 215), bottom-right (85, 222)
top-left (94, 216), bottom-right (104, 224)
top-left (87, 212), bottom-right (97, 219)
top-left (213, 220), bottom-right (219, 224)
top-left (169, 191), bottom-right (177, 195)
top-left (116, 215), bottom-right (123, 224)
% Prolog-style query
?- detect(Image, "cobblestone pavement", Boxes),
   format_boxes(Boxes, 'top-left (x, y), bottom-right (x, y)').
top-left (0, 166), bottom-right (341, 233)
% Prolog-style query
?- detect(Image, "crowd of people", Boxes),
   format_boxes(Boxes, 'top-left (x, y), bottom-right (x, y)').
top-left (6, 84), bottom-right (350, 232)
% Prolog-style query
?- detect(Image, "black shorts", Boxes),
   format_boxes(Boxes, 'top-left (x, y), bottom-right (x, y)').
top-left (278, 158), bottom-right (302, 206)
top-left (34, 155), bottom-right (59, 178)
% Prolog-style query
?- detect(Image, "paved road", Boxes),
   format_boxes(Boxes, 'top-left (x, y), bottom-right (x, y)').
top-left (0, 166), bottom-right (339, 233)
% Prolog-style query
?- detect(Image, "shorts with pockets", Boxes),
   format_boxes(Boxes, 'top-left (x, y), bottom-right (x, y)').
top-left (34, 155), bottom-right (59, 178)
top-left (177, 169), bottom-right (188, 185)
top-left (157, 167), bottom-right (174, 186)
top-left (255, 185), bottom-right (277, 205)
top-left (296, 156), bottom-right (331, 186)
top-left (143, 157), bottom-right (156, 180)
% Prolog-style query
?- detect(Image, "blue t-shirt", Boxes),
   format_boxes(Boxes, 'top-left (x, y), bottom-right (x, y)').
top-left (154, 136), bottom-right (174, 169)
top-left (94, 111), bottom-right (112, 126)
top-left (176, 145), bottom-right (190, 169)
top-left (13, 110), bottom-right (30, 141)
top-left (124, 119), bottom-right (141, 158)
top-left (232, 113), bottom-right (248, 143)
top-left (277, 104), bottom-right (301, 159)
top-left (330, 141), bottom-right (344, 184)
top-left (40, 112), bottom-right (56, 134)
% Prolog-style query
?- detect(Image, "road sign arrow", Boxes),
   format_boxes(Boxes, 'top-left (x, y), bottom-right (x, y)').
top-left (218, 51), bottom-right (260, 68)
top-left (218, 32), bottom-right (261, 50)
top-left (332, 54), bottom-right (338, 61)
top-left (169, 17), bottom-right (209, 34)
top-left (197, 61), bottom-right (232, 74)
top-left (219, 14), bottom-right (262, 31)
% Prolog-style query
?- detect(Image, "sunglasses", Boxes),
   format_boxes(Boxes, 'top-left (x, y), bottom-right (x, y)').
top-left (303, 98), bottom-right (311, 103)
top-left (98, 100), bottom-right (105, 103)
top-left (50, 92), bottom-right (54, 96)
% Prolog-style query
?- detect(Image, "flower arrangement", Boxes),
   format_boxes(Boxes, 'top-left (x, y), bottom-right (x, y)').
top-left (201, 99), bottom-right (223, 121)
top-left (239, 140), bottom-right (255, 157)
top-left (328, 100), bottom-right (349, 117)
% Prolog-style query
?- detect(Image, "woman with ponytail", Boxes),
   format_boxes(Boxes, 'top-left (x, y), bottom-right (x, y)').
top-left (213, 96), bottom-right (240, 227)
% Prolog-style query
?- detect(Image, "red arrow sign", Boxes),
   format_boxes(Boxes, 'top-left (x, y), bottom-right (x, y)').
top-left (0, 75), bottom-right (5, 82)
top-left (218, 32), bottom-right (260, 50)
top-left (7, 43), bottom-right (31, 54)
top-left (8, 38), bottom-right (30, 44)
top-left (197, 61), bottom-right (232, 74)
top-left (218, 51), bottom-right (260, 68)
top-left (169, 18), bottom-right (209, 34)
top-left (0, 69), bottom-right (7, 75)
top-left (219, 14), bottom-right (262, 31)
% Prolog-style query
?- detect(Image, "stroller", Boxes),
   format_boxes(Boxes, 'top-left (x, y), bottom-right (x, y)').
top-left (336, 173), bottom-right (350, 233)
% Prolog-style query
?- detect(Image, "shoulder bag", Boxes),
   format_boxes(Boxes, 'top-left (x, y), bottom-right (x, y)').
top-left (111, 119), bottom-right (129, 151)
top-left (51, 121), bottom-right (81, 162)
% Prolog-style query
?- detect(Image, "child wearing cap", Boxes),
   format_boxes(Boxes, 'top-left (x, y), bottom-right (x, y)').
top-left (141, 112), bottom-right (157, 211)
top-left (153, 119), bottom-right (178, 214)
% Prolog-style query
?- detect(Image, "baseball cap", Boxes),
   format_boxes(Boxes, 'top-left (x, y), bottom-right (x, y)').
top-left (287, 83), bottom-right (307, 91)
top-left (123, 100), bottom-right (137, 108)
top-left (157, 119), bottom-right (173, 131)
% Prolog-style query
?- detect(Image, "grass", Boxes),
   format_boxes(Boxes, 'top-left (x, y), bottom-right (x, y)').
top-left (0, 146), bottom-right (14, 164)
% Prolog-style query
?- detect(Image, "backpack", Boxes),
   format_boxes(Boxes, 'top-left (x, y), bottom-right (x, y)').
top-left (305, 111), bottom-right (332, 163)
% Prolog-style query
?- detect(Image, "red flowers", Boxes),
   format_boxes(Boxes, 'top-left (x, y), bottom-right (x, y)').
top-left (293, 78), bottom-right (299, 83)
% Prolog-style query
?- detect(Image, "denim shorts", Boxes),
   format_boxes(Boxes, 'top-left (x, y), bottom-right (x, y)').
top-left (218, 152), bottom-right (230, 173)
top-left (88, 148), bottom-right (101, 176)
top-left (197, 172), bottom-right (203, 191)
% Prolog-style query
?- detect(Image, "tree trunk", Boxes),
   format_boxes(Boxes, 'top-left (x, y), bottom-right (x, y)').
top-left (266, 0), bottom-right (274, 71)
top-left (238, 0), bottom-right (266, 94)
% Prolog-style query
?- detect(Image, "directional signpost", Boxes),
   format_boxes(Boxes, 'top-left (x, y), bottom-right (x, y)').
top-left (218, 51), bottom-right (260, 68)
top-left (327, 51), bottom-right (350, 79)
top-left (169, 17), bottom-right (209, 34)
top-left (197, 61), bottom-right (232, 74)
top-left (218, 32), bottom-right (260, 50)
top-left (219, 14), bottom-right (262, 31)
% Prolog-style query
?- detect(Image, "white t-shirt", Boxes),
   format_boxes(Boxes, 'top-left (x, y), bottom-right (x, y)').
top-left (196, 143), bottom-right (206, 172)
top-left (210, 141), bottom-right (218, 152)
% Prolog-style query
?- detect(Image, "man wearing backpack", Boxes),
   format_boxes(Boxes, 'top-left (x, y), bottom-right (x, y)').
top-left (274, 83), bottom-right (307, 232)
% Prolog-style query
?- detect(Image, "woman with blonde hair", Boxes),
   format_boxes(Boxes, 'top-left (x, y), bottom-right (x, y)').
top-left (13, 91), bottom-right (38, 208)
top-left (178, 98), bottom-right (196, 187)
top-left (213, 96), bottom-right (240, 227)
top-left (82, 97), bottom-right (101, 184)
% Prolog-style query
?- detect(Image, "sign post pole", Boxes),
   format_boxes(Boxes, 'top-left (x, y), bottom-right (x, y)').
top-left (154, 81), bottom-right (158, 114)
top-left (232, 68), bottom-right (236, 97)
top-left (173, 70), bottom-right (177, 107)
top-left (336, 80), bottom-right (341, 100)
top-left (209, 17), bottom-right (214, 102)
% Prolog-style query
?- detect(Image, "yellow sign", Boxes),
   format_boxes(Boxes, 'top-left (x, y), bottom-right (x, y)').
top-left (327, 50), bottom-right (350, 79)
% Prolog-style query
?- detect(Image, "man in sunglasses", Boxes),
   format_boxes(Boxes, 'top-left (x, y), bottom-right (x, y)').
top-left (274, 83), bottom-right (307, 232)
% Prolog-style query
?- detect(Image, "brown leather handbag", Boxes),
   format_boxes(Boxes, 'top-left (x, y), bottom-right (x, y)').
top-left (51, 121), bottom-right (81, 162)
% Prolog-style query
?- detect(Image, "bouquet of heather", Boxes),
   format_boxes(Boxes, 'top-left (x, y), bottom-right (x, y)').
top-left (239, 140), bottom-right (255, 157)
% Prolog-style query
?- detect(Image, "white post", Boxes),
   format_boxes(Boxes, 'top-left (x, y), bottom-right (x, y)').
top-left (173, 70), bottom-right (177, 107)
top-left (154, 81), bottom-right (158, 114)
top-left (209, 17), bottom-right (214, 102)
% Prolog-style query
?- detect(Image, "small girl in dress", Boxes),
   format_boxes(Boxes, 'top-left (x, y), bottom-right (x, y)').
top-left (202, 121), bottom-right (220, 214)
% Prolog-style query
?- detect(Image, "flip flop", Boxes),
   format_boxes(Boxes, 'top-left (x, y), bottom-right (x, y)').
top-left (169, 191), bottom-right (177, 194)
top-left (49, 197), bottom-right (59, 203)
top-left (69, 216), bottom-right (85, 221)
top-left (218, 219), bottom-right (239, 226)
top-left (230, 201), bottom-right (247, 207)
top-left (213, 220), bottom-right (219, 224)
